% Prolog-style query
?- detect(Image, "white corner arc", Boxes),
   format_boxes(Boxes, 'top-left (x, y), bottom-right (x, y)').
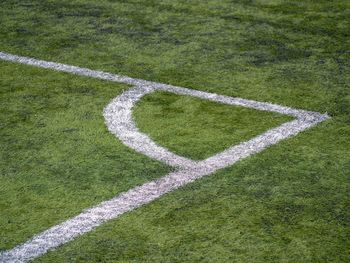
top-left (0, 51), bottom-right (329, 262)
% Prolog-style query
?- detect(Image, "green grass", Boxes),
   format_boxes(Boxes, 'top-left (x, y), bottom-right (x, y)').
top-left (0, 61), bottom-right (288, 251)
top-left (0, 62), bottom-right (171, 250)
top-left (37, 121), bottom-right (350, 262)
top-left (134, 91), bottom-right (292, 160)
top-left (0, 0), bottom-right (349, 262)
top-left (37, 123), bottom-right (350, 262)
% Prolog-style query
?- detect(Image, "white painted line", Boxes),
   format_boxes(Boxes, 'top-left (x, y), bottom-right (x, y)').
top-left (0, 52), bottom-right (325, 119)
top-left (0, 51), bottom-right (329, 262)
top-left (104, 85), bottom-right (328, 171)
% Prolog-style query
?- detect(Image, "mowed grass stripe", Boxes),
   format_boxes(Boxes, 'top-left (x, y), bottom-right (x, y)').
top-left (0, 61), bottom-right (171, 250)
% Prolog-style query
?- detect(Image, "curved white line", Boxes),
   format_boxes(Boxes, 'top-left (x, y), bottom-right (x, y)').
top-left (103, 85), bottom-right (197, 169)
top-left (0, 51), bottom-right (330, 262)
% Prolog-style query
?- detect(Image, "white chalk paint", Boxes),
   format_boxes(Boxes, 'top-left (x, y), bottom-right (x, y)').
top-left (0, 51), bottom-right (329, 262)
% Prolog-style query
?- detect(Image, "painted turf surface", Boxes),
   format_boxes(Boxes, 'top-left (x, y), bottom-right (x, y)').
top-left (1, 0), bottom-right (350, 262)
top-left (0, 61), bottom-right (292, 251)
top-left (0, 61), bottom-right (171, 250)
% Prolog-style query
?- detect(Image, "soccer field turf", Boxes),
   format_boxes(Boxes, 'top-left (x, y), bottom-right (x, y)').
top-left (1, 0), bottom-right (349, 262)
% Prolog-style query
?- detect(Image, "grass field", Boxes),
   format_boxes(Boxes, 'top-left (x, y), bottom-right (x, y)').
top-left (1, 0), bottom-right (350, 262)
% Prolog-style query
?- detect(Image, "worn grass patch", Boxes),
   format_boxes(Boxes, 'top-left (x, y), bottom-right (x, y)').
top-left (134, 91), bottom-right (292, 160)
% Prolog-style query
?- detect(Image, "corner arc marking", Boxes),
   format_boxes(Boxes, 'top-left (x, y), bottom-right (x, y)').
top-left (0, 51), bottom-right (330, 263)
top-left (103, 85), bottom-right (197, 169)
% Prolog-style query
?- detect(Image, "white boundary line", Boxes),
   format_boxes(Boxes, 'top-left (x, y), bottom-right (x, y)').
top-left (0, 51), bottom-right (329, 262)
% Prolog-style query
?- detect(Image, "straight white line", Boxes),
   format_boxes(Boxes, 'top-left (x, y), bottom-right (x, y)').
top-left (0, 51), bottom-right (329, 262)
top-left (0, 169), bottom-right (205, 263)
top-left (0, 51), bottom-right (320, 119)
